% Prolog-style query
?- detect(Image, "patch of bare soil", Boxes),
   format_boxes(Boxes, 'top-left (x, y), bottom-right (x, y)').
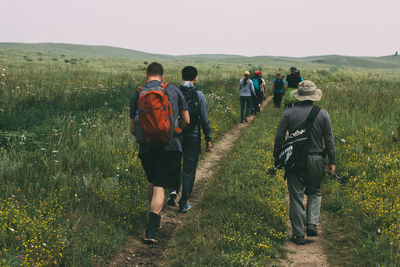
top-left (107, 98), bottom-right (272, 267)
top-left (280, 195), bottom-right (329, 267)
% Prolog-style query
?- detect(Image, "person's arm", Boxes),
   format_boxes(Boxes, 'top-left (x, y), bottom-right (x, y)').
top-left (322, 111), bottom-right (336, 173)
top-left (250, 81), bottom-right (255, 96)
top-left (175, 86), bottom-right (190, 128)
top-left (271, 78), bottom-right (275, 93)
top-left (129, 92), bottom-right (139, 135)
top-left (273, 112), bottom-right (289, 160)
top-left (130, 118), bottom-right (135, 134)
top-left (180, 109), bottom-right (190, 128)
top-left (283, 79), bottom-right (286, 95)
top-left (197, 91), bottom-right (212, 151)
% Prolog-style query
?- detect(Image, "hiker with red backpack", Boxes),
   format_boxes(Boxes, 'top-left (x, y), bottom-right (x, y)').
top-left (272, 73), bottom-right (286, 108)
top-left (167, 66), bottom-right (212, 212)
top-left (130, 62), bottom-right (190, 243)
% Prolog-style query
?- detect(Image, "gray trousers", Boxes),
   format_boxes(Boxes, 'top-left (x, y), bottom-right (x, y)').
top-left (286, 155), bottom-right (325, 237)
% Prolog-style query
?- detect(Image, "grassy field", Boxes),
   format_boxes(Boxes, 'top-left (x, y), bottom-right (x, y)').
top-left (166, 69), bottom-right (400, 266)
top-left (0, 43), bottom-right (399, 266)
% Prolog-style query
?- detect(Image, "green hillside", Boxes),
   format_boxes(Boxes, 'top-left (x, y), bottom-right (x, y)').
top-left (0, 42), bottom-right (170, 60)
top-left (1, 42), bottom-right (400, 69)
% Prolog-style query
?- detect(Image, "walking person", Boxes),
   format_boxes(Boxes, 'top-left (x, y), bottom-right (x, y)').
top-left (167, 66), bottom-right (212, 212)
top-left (238, 71), bottom-right (255, 123)
top-left (284, 67), bottom-right (303, 108)
top-left (252, 70), bottom-right (265, 113)
top-left (130, 62), bottom-right (189, 243)
top-left (272, 73), bottom-right (286, 108)
top-left (273, 80), bottom-right (336, 245)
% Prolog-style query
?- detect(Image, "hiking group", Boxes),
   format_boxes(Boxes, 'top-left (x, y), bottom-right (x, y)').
top-left (237, 70), bottom-right (266, 123)
top-left (130, 62), bottom-right (336, 246)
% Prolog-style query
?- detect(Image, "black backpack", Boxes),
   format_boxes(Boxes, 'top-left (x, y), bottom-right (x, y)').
top-left (179, 85), bottom-right (200, 131)
top-left (277, 105), bottom-right (321, 171)
top-left (274, 78), bottom-right (284, 91)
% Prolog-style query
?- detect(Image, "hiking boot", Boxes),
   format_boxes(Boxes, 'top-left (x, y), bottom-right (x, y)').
top-left (143, 212), bottom-right (161, 244)
top-left (167, 191), bottom-right (177, 207)
top-left (179, 202), bottom-right (191, 213)
top-left (306, 224), bottom-right (318, 236)
top-left (290, 235), bottom-right (305, 245)
top-left (244, 117), bottom-right (248, 122)
top-left (144, 227), bottom-right (157, 244)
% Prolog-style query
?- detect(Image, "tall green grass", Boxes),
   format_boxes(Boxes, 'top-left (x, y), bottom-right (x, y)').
top-left (0, 57), bottom-right (243, 265)
top-left (1, 51), bottom-right (399, 265)
top-left (167, 106), bottom-right (287, 266)
top-left (166, 68), bottom-right (400, 266)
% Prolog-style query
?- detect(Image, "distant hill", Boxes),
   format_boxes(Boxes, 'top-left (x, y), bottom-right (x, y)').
top-left (0, 42), bottom-right (171, 60)
top-left (1, 42), bottom-right (400, 69)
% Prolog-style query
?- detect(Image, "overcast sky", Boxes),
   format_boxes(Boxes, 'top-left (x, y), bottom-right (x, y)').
top-left (1, 0), bottom-right (399, 57)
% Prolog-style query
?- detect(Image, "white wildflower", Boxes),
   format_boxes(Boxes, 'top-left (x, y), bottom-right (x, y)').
top-left (340, 139), bottom-right (346, 143)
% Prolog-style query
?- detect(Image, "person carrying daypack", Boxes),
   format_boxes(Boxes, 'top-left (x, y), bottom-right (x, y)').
top-left (130, 62), bottom-right (190, 244)
top-left (272, 73), bottom-right (286, 108)
top-left (167, 66), bottom-right (212, 212)
top-left (284, 67), bottom-right (304, 108)
top-left (251, 71), bottom-right (264, 114)
top-left (273, 80), bottom-right (336, 245)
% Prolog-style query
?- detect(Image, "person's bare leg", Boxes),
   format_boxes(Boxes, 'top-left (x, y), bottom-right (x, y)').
top-left (147, 181), bottom-right (153, 202)
top-left (150, 186), bottom-right (165, 214)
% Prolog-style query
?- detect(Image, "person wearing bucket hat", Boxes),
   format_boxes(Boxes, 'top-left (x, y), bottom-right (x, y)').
top-left (273, 80), bottom-right (336, 245)
top-left (238, 71), bottom-right (255, 123)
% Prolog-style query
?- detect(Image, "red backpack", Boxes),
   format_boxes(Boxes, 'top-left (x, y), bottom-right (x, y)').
top-left (135, 82), bottom-right (182, 144)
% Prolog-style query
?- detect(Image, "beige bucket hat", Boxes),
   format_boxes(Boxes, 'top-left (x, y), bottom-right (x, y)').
top-left (290, 80), bottom-right (322, 101)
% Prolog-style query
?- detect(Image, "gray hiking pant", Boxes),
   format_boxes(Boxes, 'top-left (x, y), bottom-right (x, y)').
top-left (286, 155), bottom-right (325, 237)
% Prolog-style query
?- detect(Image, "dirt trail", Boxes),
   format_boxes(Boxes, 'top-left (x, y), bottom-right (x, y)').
top-left (280, 195), bottom-right (329, 267)
top-left (108, 99), bottom-right (271, 267)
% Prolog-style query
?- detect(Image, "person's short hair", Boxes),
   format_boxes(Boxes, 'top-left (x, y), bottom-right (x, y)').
top-left (146, 62), bottom-right (164, 76)
top-left (182, 66), bottom-right (198, 81)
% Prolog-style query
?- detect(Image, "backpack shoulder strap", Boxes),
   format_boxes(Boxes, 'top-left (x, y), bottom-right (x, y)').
top-left (303, 105), bottom-right (321, 128)
top-left (161, 82), bottom-right (169, 92)
top-left (136, 86), bottom-right (144, 93)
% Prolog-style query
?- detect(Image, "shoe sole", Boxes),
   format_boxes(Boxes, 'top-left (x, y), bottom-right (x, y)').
top-left (290, 237), bottom-right (305, 245)
top-left (180, 206), bottom-right (191, 213)
top-left (143, 237), bottom-right (157, 244)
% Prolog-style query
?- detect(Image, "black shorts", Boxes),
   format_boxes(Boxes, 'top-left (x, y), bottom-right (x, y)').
top-left (139, 148), bottom-right (182, 189)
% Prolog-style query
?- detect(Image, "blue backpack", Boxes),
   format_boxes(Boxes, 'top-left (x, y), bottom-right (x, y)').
top-left (252, 78), bottom-right (260, 91)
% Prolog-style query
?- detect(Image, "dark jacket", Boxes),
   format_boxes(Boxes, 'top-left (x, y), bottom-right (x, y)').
top-left (274, 101), bottom-right (336, 165)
